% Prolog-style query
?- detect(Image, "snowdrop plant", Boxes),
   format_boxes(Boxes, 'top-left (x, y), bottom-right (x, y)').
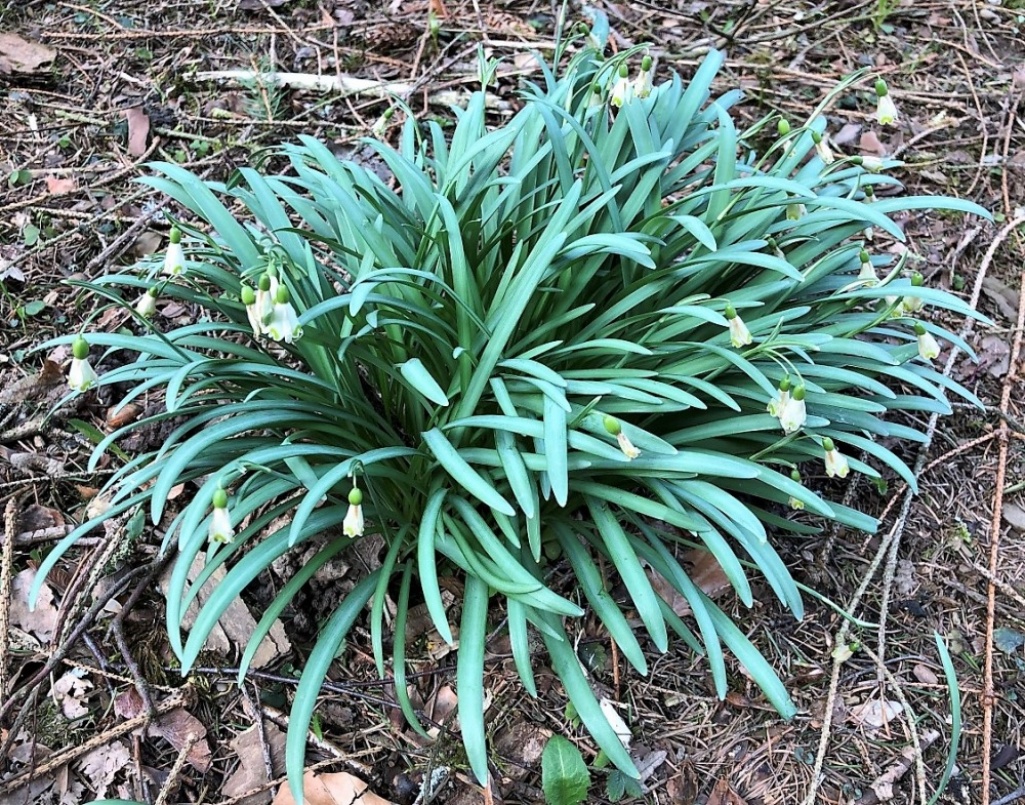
top-left (36, 44), bottom-right (987, 800)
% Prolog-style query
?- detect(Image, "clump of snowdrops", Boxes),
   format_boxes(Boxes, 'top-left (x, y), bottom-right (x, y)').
top-left (40, 41), bottom-right (987, 799)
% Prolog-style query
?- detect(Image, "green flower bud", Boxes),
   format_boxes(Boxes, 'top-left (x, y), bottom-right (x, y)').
top-left (274, 285), bottom-right (290, 304)
top-left (241, 285), bottom-right (256, 305)
top-left (348, 487), bottom-right (363, 506)
top-left (618, 64), bottom-right (629, 78)
top-left (811, 131), bottom-right (822, 144)
top-left (258, 274), bottom-right (272, 292)
top-left (779, 376), bottom-right (791, 392)
top-left (603, 415), bottom-right (622, 436)
top-left (212, 487), bottom-right (228, 509)
top-left (72, 336), bottom-right (90, 360)
top-left (791, 469), bottom-right (802, 482)
top-left (911, 272), bottom-right (924, 287)
top-left (777, 119), bottom-right (791, 136)
top-left (724, 303), bottom-right (737, 320)
top-left (792, 384), bottom-right (806, 401)
top-left (822, 437), bottom-right (835, 451)
top-left (169, 226), bottom-right (182, 244)
top-left (859, 249), bottom-right (870, 263)
top-left (875, 79), bottom-right (888, 98)
top-left (641, 55), bottom-right (652, 71)
top-left (913, 322), bottom-right (927, 335)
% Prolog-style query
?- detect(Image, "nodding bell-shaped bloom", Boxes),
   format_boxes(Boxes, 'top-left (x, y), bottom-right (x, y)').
top-left (786, 201), bottom-right (806, 221)
top-left (371, 107), bottom-right (394, 139)
top-left (858, 155), bottom-right (886, 173)
top-left (241, 284), bottom-right (262, 336)
top-left (343, 487), bottom-right (364, 537)
top-left (915, 322), bottom-right (941, 361)
top-left (812, 131), bottom-right (835, 165)
top-left (134, 287), bottom-right (159, 318)
top-left (901, 272), bottom-right (925, 314)
top-left (265, 285), bottom-right (302, 343)
top-left (634, 55), bottom-right (654, 99)
top-left (253, 273), bottom-right (279, 334)
top-left (778, 384), bottom-right (807, 435)
top-left (788, 469), bottom-right (806, 510)
top-left (858, 249), bottom-right (878, 283)
top-left (724, 303), bottom-right (753, 348)
top-left (874, 79), bottom-right (898, 125)
top-left (604, 415), bottom-right (640, 460)
top-left (610, 64), bottom-right (631, 108)
top-left (767, 376), bottom-right (792, 418)
top-left (822, 437), bottom-right (850, 479)
top-left (162, 227), bottom-right (186, 276)
top-left (67, 336), bottom-right (98, 392)
top-left (767, 236), bottom-right (786, 261)
top-left (209, 487), bottom-right (234, 544)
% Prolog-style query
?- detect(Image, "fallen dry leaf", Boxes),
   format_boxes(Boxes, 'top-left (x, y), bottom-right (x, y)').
top-left (0, 33), bottom-right (57, 74)
top-left (222, 722), bottom-right (286, 804)
top-left (859, 129), bottom-right (887, 156)
top-left (52, 668), bottom-right (94, 718)
top-left (272, 771), bottom-right (397, 805)
top-left (912, 664), bottom-right (939, 685)
top-left (124, 107), bottom-right (150, 157)
top-left (44, 175), bottom-right (78, 195)
top-left (849, 698), bottom-right (904, 729)
top-left (1002, 502), bottom-right (1025, 531)
top-left (114, 689), bottom-right (212, 772)
top-left (707, 777), bottom-right (749, 805)
top-left (646, 548), bottom-right (731, 618)
top-left (493, 722), bottom-right (551, 781)
top-left (78, 740), bottom-right (131, 800)
top-left (10, 567), bottom-right (59, 643)
top-left (158, 552), bottom-right (291, 668)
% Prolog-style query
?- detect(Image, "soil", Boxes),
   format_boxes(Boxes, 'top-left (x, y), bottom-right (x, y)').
top-left (1, 1), bottom-right (1024, 804)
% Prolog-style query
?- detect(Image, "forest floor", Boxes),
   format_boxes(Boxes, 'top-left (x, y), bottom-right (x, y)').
top-left (1, 0), bottom-right (1024, 803)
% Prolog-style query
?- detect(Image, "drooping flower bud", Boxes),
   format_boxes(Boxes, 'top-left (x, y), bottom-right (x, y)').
top-left (134, 286), bottom-right (159, 318)
top-left (777, 119), bottom-right (791, 136)
top-left (604, 415), bottom-right (640, 459)
top-left (68, 336), bottom-right (98, 392)
top-left (778, 384), bottom-right (807, 435)
top-left (768, 376), bottom-right (792, 418)
top-left (265, 285), bottom-right (302, 343)
top-left (162, 227), bottom-right (186, 276)
top-left (724, 302), bottom-right (753, 348)
top-left (209, 486), bottom-right (234, 544)
top-left (812, 130), bottom-right (835, 165)
top-left (634, 55), bottom-right (654, 99)
top-left (610, 64), bottom-right (631, 108)
top-left (344, 487), bottom-right (365, 537)
top-left (822, 437), bottom-right (850, 479)
top-left (874, 79), bottom-right (898, 125)
top-left (788, 468), bottom-right (805, 510)
top-left (914, 322), bottom-right (940, 361)
top-left (858, 249), bottom-right (878, 283)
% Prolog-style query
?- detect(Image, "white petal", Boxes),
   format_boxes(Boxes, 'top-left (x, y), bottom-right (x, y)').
top-left (343, 504), bottom-right (364, 537)
top-left (162, 242), bottom-right (186, 276)
top-left (68, 358), bottom-right (98, 392)
top-left (209, 507), bottom-right (234, 544)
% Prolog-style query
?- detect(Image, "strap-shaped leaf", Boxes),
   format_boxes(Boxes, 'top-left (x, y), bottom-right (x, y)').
top-left (457, 575), bottom-right (491, 783)
top-left (399, 358), bottom-right (450, 406)
top-left (422, 428), bottom-right (515, 516)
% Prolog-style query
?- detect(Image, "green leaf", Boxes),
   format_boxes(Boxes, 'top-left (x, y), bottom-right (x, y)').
top-left (541, 735), bottom-right (591, 805)
top-left (399, 358), bottom-right (450, 406)
top-left (422, 428), bottom-right (515, 516)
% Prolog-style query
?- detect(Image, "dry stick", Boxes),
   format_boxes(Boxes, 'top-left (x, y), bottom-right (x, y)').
top-left (992, 785), bottom-right (1025, 805)
top-left (0, 688), bottom-right (189, 796)
top-left (153, 731), bottom-right (201, 805)
top-left (982, 259), bottom-right (1025, 805)
top-left (0, 495), bottom-right (20, 702)
top-left (801, 214), bottom-right (1024, 805)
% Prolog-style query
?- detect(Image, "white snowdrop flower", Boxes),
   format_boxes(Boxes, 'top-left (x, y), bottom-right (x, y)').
top-left (265, 285), bottom-right (302, 343)
top-left (162, 227), bottom-right (186, 276)
top-left (915, 323), bottom-right (940, 361)
top-left (67, 337), bottom-right (98, 392)
top-left (822, 437), bottom-right (850, 479)
top-left (610, 64), bottom-right (631, 108)
top-left (724, 303), bottom-right (752, 348)
top-left (874, 79), bottom-right (898, 125)
top-left (135, 287), bottom-right (158, 318)
top-left (344, 488), bottom-right (365, 537)
top-left (778, 385), bottom-right (807, 434)
top-left (209, 487), bottom-right (234, 544)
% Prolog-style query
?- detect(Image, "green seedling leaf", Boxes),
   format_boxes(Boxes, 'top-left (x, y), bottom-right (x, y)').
top-left (542, 735), bottom-right (590, 805)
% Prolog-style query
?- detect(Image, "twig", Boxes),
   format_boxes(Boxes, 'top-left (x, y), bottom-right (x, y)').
top-left (153, 730), bottom-right (201, 805)
top-left (0, 688), bottom-right (189, 796)
top-left (992, 785), bottom-right (1025, 805)
top-left (0, 494), bottom-right (20, 702)
top-left (194, 70), bottom-right (511, 111)
top-left (982, 244), bottom-right (1025, 805)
